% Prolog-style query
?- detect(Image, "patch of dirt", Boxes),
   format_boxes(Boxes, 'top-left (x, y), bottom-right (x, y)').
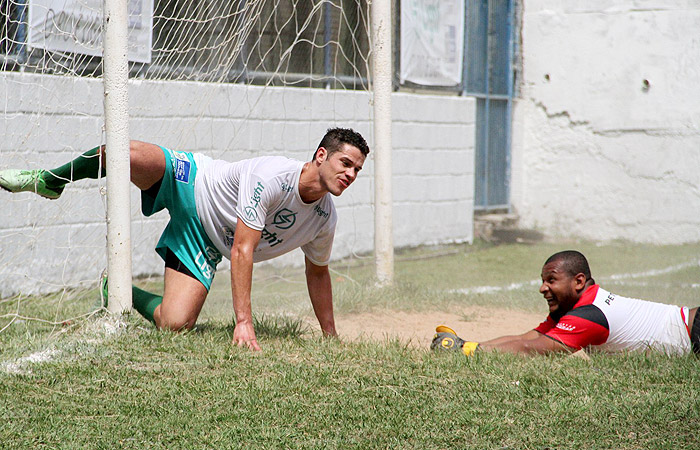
top-left (333, 306), bottom-right (543, 348)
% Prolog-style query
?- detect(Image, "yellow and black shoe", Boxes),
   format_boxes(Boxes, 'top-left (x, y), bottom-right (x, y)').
top-left (430, 325), bottom-right (465, 352)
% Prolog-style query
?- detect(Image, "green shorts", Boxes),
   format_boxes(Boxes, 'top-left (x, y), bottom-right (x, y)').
top-left (141, 146), bottom-right (222, 290)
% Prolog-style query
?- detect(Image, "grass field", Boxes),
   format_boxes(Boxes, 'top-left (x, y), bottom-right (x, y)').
top-left (2, 240), bottom-right (699, 449)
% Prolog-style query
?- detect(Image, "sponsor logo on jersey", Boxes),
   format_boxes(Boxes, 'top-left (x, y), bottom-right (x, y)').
top-left (313, 204), bottom-right (329, 219)
top-left (281, 182), bottom-right (293, 193)
top-left (250, 181), bottom-right (265, 209)
top-left (244, 206), bottom-right (258, 221)
top-left (261, 227), bottom-right (283, 247)
top-left (555, 323), bottom-right (576, 332)
top-left (272, 208), bottom-right (297, 229)
top-left (605, 293), bottom-right (616, 305)
top-left (194, 245), bottom-right (221, 280)
top-left (171, 151), bottom-right (191, 183)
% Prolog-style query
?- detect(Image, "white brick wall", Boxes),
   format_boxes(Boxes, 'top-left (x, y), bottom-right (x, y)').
top-left (0, 75), bottom-right (475, 297)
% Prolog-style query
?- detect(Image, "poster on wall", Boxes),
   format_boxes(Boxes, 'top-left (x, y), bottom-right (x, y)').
top-left (28, 0), bottom-right (153, 63)
top-left (400, 0), bottom-right (464, 87)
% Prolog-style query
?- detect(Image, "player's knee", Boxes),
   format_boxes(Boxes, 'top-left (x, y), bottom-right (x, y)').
top-left (128, 141), bottom-right (165, 189)
top-left (129, 140), bottom-right (152, 161)
top-left (156, 309), bottom-right (197, 331)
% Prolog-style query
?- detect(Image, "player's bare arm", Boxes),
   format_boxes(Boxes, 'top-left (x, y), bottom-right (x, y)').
top-left (230, 219), bottom-right (262, 351)
top-left (432, 327), bottom-right (575, 356)
top-left (304, 256), bottom-right (337, 337)
top-left (478, 329), bottom-right (573, 355)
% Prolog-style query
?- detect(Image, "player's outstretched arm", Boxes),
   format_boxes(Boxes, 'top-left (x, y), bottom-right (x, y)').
top-left (432, 326), bottom-right (575, 356)
top-left (230, 220), bottom-right (262, 351)
top-left (304, 257), bottom-right (337, 337)
top-left (479, 330), bottom-right (573, 355)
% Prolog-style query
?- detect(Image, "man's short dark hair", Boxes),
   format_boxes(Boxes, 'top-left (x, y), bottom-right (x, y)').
top-left (545, 250), bottom-right (593, 281)
top-left (312, 127), bottom-right (370, 161)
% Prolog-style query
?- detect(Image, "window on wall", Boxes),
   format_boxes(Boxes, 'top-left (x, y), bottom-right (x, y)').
top-left (1, 0), bottom-right (24, 62)
top-left (396, 0), bottom-right (518, 210)
top-left (140, 0), bottom-right (370, 88)
top-left (464, 0), bottom-right (515, 211)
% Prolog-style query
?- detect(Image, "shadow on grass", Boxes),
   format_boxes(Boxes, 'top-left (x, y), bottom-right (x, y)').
top-left (193, 314), bottom-right (309, 340)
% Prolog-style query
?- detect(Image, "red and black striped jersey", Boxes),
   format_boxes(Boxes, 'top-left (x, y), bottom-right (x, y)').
top-left (535, 285), bottom-right (691, 354)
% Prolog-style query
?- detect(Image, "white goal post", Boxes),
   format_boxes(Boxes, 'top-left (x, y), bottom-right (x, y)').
top-left (103, 0), bottom-right (133, 314)
top-left (371, 0), bottom-right (394, 286)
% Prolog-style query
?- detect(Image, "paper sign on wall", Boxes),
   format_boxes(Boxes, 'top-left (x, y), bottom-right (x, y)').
top-left (400, 0), bottom-right (464, 87)
top-left (28, 0), bottom-right (153, 63)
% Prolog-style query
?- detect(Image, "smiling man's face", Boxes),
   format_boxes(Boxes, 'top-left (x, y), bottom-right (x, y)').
top-left (539, 260), bottom-right (581, 316)
top-left (317, 143), bottom-right (365, 196)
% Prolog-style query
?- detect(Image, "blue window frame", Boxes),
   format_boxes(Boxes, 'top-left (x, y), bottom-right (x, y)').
top-left (464, 0), bottom-right (515, 211)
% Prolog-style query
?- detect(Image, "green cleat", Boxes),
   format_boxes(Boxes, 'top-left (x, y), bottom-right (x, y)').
top-left (0, 169), bottom-right (64, 199)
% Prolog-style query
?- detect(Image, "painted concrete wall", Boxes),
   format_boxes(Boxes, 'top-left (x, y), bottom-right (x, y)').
top-left (0, 73), bottom-right (474, 297)
top-left (511, 1), bottom-right (700, 243)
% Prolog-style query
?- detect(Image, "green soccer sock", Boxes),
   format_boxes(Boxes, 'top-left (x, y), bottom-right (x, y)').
top-left (43, 146), bottom-right (107, 189)
top-left (132, 285), bottom-right (162, 325)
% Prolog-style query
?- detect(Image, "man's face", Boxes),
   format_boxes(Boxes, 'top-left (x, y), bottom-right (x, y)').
top-left (317, 143), bottom-right (365, 196)
top-left (539, 261), bottom-right (581, 315)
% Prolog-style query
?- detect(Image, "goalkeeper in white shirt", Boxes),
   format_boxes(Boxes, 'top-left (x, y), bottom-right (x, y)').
top-left (0, 128), bottom-right (369, 351)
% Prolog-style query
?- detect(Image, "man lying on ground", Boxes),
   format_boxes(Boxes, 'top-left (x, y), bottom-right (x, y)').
top-left (432, 250), bottom-right (699, 356)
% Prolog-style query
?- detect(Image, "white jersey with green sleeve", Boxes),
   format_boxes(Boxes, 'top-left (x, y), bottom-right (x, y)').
top-left (193, 154), bottom-right (337, 265)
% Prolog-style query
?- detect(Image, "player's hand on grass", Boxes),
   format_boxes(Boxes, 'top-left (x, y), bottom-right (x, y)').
top-left (233, 321), bottom-right (261, 351)
top-left (321, 324), bottom-right (338, 338)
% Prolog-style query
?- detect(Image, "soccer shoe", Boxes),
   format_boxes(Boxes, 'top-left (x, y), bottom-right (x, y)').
top-left (0, 169), bottom-right (63, 199)
top-left (431, 326), bottom-right (465, 352)
top-left (435, 325), bottom-right (458, 335)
